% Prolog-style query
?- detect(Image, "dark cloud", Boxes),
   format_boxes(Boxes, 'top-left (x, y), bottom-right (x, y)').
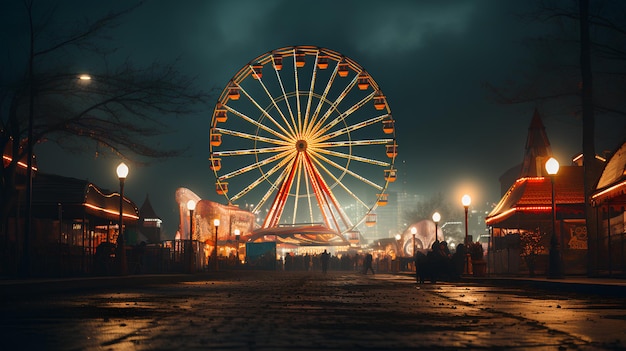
top-left (6, 0), bottom-right (624, 237)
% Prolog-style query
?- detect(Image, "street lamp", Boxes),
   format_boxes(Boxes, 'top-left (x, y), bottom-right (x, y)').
top-left (546, 157), bottom-right (563, 279)
top-left (213, 218), bottom-right (220, 271)
top-left (234, 229), bottom-right (241, 263)
top-left (462, 194), bottom-right (471, 275)
top-left (116, 162), bottom-right (129, 275)
top-left (432, 212), bottom-right (441, 242)
top-left (410, 227), bottom-right (417, 256)
top-left (187, 200), bottom-right (196, 273)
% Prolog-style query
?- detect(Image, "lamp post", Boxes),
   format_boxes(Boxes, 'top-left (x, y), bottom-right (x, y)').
top-left (213, 219), bottom-right (220, 271)
top-left (432, 212), bottom-right (441, 242)
top-left (234, 229), bottom-right (241, 264)
top-left (546, 157), bottom-right (563, 279)
top-left (187, 200), bottom-right (196, 273)
top-left (462, 194), bottom-right (471, 274)
top-left (116, 162), bottom-right (129, 276)
top-left (410, 227), bottom-right (417, 257)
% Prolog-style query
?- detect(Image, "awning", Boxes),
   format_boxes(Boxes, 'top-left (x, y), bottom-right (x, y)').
top-left (486, 166), bottom-right (585, 227)
top-left (247, 224), bottom-right (349, 246)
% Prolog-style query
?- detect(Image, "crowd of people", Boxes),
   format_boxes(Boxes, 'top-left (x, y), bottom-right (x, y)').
top-left (278, 240), bottom-right (467, 281)
top-left (415, 241), bottom-right (466, 283)
top-left (282, 251), bottom-right (389, 274)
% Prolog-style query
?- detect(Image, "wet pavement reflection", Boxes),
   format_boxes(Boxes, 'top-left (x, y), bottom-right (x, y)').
top-left (1, 271), bottom-right (625, 350)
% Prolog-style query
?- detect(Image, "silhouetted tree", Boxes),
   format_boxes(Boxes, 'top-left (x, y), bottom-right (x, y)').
top-left (1, 1), bottom-right (211, 275)
top-left (484, 0), bottom-right (626, 275)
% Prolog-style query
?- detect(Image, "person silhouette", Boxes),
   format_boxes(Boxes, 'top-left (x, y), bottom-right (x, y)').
top-left (321, 249), bottom-right (330, 274)
top-left (363, 253), bottom-right (375, 275)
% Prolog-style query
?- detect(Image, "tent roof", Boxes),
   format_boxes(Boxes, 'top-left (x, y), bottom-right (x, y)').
top-left (592, 141), bottom-right (626, 205)
top-left (248, 224), bottom-right (349, 246)
top-left (31, 173), bottom-right (139, 223)
top-left (486, 166), bottom-right (585, 226)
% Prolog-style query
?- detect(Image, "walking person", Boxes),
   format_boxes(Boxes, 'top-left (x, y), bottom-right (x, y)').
top-left (321, 249), bottom-right (330, 274)
top-left (363, 253), bottom-right (375, 275)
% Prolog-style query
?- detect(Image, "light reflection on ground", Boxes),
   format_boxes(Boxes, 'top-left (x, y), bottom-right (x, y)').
top-left (2, 272), bottom-right (625, 350)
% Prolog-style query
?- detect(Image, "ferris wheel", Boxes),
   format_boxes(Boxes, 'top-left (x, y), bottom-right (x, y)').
top-left (209, 46), bottom-right (397, 237)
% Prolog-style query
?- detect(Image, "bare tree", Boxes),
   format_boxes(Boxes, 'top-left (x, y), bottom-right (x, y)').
top-left (484, 0), bottom-right (626, 276)
top-left (1, 0), bottom-right (211, 274)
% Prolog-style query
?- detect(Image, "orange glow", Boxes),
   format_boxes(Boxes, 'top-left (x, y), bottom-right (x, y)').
top-left (338, 62), bottom-right (349, 77)
top-left (317, 55), bottom-right (329, 69)
top-left (252, 64), bottom-right (263, 79)
top-left (228, 87), bottom-right (240, 100)
top-left (84, 203), bottom-right (139, 220)
top-left (376, 193), bottom-right (388, 206)
top-left (210, 132), bottom-right (222, 147)
top-left (373, 95), bottom-right (386, 110)
top-left (485, 206), bottom-right (552, 225)
top-left (592, 180), bottom-right (626, 203)
top-left (216, 182), bottom-right (228, 195)
top-left (382, 118), bottom-right (394, 134)
top-left (209, 157), bottom-right (221, 171)
top-left (273, 54), bottom-right (283, 70)
top-left (2, 155), bottom-right (38, 171)
top-left (357, 75), bottom-right (369, 90)
top-left (384, 168), bottom-right (397, 182)
top-left (365, 213), bottom-right (376, 227)
top-left (295, 51), bottom-right (306, 68)
top-left (385, 143), bottom-right (397, 158)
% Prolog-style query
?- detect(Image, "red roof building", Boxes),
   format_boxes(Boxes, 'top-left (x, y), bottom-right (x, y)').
top-left (485, 110), bottom-right (588, 276)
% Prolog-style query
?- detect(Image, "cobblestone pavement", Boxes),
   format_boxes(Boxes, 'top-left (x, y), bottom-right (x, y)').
top-left (2, 271), bottom-right (626, 350)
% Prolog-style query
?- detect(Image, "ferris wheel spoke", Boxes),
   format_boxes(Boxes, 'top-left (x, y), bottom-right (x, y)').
top-left (214, 127), bottom-right (292, 147)
top-left (232, 87), bottom-right (296, 140)
top-left (213, 145), bottom-right (292, 157)
top-left (302, 53), bottom-right (321, 136)
top-left (229, 153), bottom-right (296, 202)
top-left (315, 139), bottom-right (394, 148)
top-left (308, 73), bottom-right (360, 136)
top-left (311, 91), bottom-right (377, 139)
top-left (292, 49), bottom-right (303, 134)
top-left (303, 153), bottom-right (352, 231)
top-left (254, 162), bottom-right (293, 218)
top-left (223, 104), bottom-right (292, 143)
top-left (307, 155), bottom-right (357, 223)
top-left (309, 150), bottom-right (384, 191)
top-left (304, 61), bottom-right (341, 136)
top-left (291, 158), bottom-right (305, 224)
top-left (273, 53), bottom-right (298, 135)
top-left (301, 154), bottom-right (338, 230)
top-left (251, 68), bottom-right (298, 138)
top-left (217, 149), bottom-right (294, 182)
top-left (312, 148), bottom-right (390, 167)
top-left (314, 113), bottom-right (388, 143)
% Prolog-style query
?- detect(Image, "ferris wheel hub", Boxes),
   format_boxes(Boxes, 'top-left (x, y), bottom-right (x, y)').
top-left (296, 140), bottom-right (308, 152)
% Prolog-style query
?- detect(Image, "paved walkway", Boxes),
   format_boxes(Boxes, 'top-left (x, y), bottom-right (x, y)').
top-left (1, 271), bottom-right (626, 350)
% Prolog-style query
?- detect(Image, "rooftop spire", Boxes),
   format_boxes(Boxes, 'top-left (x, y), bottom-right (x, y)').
top-left (520, 108), bottom-right (553, 177)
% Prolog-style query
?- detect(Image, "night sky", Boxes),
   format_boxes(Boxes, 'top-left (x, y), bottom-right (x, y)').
top-left (3, 0), bottom-right (624, 238)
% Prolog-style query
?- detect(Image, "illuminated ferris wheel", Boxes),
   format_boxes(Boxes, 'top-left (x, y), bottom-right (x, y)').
top-left (209, 46), bottom-right (397, 236)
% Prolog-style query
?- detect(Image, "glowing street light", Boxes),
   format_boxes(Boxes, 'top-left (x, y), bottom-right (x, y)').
top-left (213, 218), bottom-right (220, 271)
top-left (187, 200), bottom-right (196, 273)
top-left (116, 162), bottom-right (129, 275)
top-left (432, 212), bottom-right (441, 242)
top-left (546, 157), bottom-right (563, 279)
top-left (234, 229), bottom-right (241, 263)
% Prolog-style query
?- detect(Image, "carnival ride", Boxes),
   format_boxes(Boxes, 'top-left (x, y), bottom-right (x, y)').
top-left (209, 46), bottom-right (397, 245)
